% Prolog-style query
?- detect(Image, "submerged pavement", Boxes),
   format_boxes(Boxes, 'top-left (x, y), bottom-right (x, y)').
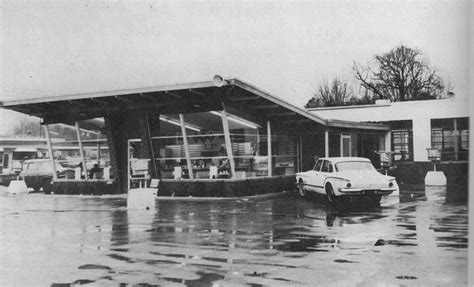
top-left (0, 185), bottom-right (468, 286)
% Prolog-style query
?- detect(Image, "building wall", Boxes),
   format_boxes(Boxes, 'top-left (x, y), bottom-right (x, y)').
top-left (309, 98), bottom-right (469, 162)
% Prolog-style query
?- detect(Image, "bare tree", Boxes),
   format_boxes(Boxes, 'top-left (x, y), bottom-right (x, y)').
top-left (353, 45), bottom-right (446, 101)
top-left (12, 117), bottom-right (42, 137)
top-left (305, 77), bottom-right (353, 108)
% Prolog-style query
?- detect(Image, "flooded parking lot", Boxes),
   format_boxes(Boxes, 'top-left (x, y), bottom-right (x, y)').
top-left (0, 185), bottom-right (468, 286)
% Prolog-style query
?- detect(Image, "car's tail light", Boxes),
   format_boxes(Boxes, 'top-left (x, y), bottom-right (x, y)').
top-left (389, 181), bottom-right (394, 187)
top-left (346, 182), bottom-right (352, 188)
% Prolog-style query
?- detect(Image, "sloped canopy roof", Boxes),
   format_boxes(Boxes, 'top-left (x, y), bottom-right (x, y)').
top-left (0, 77), bottom-right (389, 131)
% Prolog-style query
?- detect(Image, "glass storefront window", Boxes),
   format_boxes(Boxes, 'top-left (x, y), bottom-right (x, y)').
top-left (128, 130), bottom-right (297, 179)
top-left (126, 111), bottom-right (298, 180)
top-left (392, 130), bottom-right (412, 161)
top-left (431, 117), bottom-right (469, 161)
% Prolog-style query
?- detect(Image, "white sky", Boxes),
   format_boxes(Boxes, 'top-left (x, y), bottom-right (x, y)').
top-left (0, 0), bottom-right (471, 135)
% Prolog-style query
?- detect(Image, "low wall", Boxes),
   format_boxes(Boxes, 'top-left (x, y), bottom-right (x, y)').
top-left (390, 161), bottom-right (468, 185)
top-left (158, 175), bottom-right (296, 197)
top-left (0, 174), bottom-right (16, 187)
top-left (50, 175), bottom-right (297, 196)
top-left (52, 179), bottom-right (116, 195)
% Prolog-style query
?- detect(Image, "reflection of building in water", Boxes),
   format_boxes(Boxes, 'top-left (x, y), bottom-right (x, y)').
top-left (111, 210), bottom-right (130, 246)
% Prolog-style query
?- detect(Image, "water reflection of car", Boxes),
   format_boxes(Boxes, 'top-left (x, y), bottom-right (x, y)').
top-left (19, 159), bottom-right (73, 193)
top-left (296, 157), bottom-right (399, 204)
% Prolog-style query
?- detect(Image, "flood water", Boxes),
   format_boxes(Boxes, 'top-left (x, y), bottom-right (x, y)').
top-left (0, 185), bottom-right (468, 286)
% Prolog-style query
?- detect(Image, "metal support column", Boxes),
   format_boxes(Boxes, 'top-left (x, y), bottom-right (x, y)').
top-left (221, 104), bottom-right (236, 178)
top-left (298, 134), bottom-right (303, 172)
top-left (97, 131), bottom-right (101, 166)
top-left (267, 120), bottom-right (272, 177)
top-left (75, 122), bottom-right (88, 180)
top-left (340, 133), bottom-right (343, 156)
top-left (179, 114), bottom-right (194, 179)
top-left (256, 129), bottom-right (260, 156)
top-left (325, 130), bottom-right (329, 157)
top-left (44, 125), bottom-right (58, 181)
top-left (453, 118), bottom-right (459, 161)
top-left (144, 114), bottom-right (159, 179)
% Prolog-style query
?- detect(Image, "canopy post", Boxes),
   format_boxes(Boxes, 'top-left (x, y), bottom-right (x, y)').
top-left (179, 114), bottom-right (194, 179)
top-left (221, 104), bottom-right (236, 178)
top-left (97, 131), bottom-right (101, 166)
top-left (75, 122), bottom-right (89, 180)
top-left (453, 118), bottom-right (459, 161)
top-left (256, 128), bottom-right (261, 156)
top-left (325, 130), bottom-right (329, 157)
top-left (267, 120), bottom-right (272, 177)
top-left (143, 113), bottom-right (159, 179)
top-left (44, 125), bottom-right (58, 181)
top-left (297, 134), bottom-right (303, 172)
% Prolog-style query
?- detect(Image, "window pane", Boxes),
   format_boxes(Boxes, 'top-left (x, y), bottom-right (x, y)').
top-left (314, 160), bottom-right (322, 171)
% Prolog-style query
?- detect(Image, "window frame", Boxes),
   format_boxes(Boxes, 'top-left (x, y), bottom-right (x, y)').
top-left (313, 160), bottom-right (323, 172)
top-left (391, 129), bottom-right (413, 161)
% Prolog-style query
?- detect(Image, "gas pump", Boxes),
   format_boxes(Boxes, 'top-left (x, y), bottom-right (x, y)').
top-left (376, 151), bottom-right (394, 175)
top-left (127, 139), bottom-right (158, 209)
top-left (424, 148), bottom-right (446, 186)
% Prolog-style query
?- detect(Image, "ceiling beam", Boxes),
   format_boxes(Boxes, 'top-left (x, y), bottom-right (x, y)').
top-left (249, 104), bottom-right (280, 110)
top-left (41, 97), bottom-right (215, 121)
top-left (166, 91), bottom-right (183, 99)
top-left (188, 89), bottom-right (206, 97)
top-left (115, 95), bottom-right (135, 103)
top-left (90, 98), bottom-right (110, 105)
top-left (68, 100), bottom-right (88, 108)
top-left (228, 95), bottom-right (260, 102)
top-left (268, 111), bottom-right (297, 117)
top-left (139, 93), bottom-right (160, 103)
top-left (221, 104), bottom-right (265, 127)
top-left (283, 119), bottom-right (313, 123)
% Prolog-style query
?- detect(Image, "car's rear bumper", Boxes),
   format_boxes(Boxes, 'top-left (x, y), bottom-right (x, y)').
top-left (338, 187), bottom-right (396, 195)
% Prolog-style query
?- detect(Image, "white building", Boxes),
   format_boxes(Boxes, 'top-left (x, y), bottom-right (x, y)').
top-left (308, 97), bottom-right (469, 163)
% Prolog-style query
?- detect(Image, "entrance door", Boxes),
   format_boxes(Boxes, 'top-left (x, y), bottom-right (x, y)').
top-left (328, 133), bottom-right (341, 157)
top-left (342, 135), bottom-right (351, 157)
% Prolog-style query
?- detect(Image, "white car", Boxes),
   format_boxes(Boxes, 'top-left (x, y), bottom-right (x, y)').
top-left (296, 157), bottom-right (399, 204)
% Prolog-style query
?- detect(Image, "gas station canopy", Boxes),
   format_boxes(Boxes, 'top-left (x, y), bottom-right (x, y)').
top-left (0, 76), bottom-right (389, 132)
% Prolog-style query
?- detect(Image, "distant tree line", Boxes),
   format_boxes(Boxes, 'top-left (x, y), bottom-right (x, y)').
top-left (305, 45), bottom-right (452, 108)
top-left (10, 116), bottom-right (99, 140)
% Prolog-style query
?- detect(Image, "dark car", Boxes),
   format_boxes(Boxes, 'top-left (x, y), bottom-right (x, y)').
top-left (19, 159), bottom-right (73, 193)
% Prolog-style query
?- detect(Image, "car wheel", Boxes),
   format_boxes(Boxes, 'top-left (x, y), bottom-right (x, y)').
top-left (297, 179), bottom-right (307, 198)
top-left (41, 178), bottom-right (52, 194)
top-left (33, 184), bottom-right (41, 193)
top-left (326, 183), bottom-right (336, 204)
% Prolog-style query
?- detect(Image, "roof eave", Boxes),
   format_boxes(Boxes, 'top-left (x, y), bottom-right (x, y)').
top-left (1, 81), bottom-right (217, 107)
top-left (231, 78), bottom-right (327, 126)
top-left (327, 119), bottom-right (390, 131)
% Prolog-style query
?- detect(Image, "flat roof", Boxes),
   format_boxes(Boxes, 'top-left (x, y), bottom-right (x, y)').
top-left (0, 77), bottom-right (389, 131)
top-left (308, 98), bottom-right (469, 123)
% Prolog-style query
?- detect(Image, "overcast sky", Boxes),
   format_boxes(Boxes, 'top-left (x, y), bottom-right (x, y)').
top-left (0, 0), bottom-right (471, 135)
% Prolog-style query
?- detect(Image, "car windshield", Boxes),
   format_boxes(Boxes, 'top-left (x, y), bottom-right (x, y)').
top-left (335, 161), bottom-right (375, 172)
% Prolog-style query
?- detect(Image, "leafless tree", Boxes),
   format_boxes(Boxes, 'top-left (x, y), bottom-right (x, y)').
top-left (12, 117), bottom-right (42, 137)
top-left (353, 45), bottom-right (446, 101)
top-left (305, 77), bottom-right (353, 108)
